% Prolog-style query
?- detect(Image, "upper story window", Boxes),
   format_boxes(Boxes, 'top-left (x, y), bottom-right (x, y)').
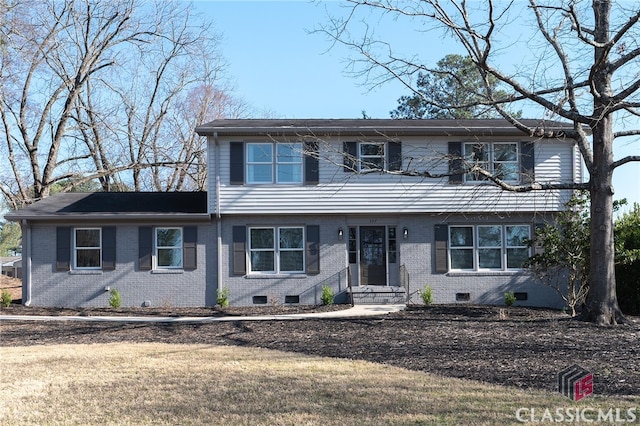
top-left (74, 228), bottom-right (101, 269)
top-left (343, 141), bottom-right (402, 173)
top-left (246, 142), bottom-right (303, 184)
top-left (155, 227), bottom-right (183, 269)
top-left (449, 224), bottom-right (530, 271)
top-left (359, 142), bottom-right (386, 171)
top-left (248, 226), bottom-right (305, 274)
top-left (464, 142), bottom-right (519, 182)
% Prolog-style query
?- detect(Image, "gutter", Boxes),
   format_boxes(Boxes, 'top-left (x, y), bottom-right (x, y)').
top-left (214, 132), bottom-right (223, 298)
top-left (20, 220), bottom-right (31, 306)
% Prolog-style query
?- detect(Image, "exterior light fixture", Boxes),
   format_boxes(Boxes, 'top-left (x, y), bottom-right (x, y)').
top-left (338, 228), bottom-right (344, 240)
top-left (403, 227), bottom-right (409, 239)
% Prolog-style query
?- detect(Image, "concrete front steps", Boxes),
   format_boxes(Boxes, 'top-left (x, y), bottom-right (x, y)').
top-left (349, 286), bottom-right (406, 305)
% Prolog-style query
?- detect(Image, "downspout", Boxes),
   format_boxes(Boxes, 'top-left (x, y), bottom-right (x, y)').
top-left (21, 220), bottom-right (32, 306)
top-left (214, 132), bottom-right (223, 297)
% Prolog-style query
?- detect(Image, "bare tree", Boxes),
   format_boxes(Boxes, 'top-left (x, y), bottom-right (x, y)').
top-left (0, 0), bottom-right (243, 207)
top-left (321, 0), bottom-right (640, 324)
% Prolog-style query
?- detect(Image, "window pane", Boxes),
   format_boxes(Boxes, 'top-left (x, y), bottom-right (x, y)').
top-left (280, 251), bottom-right (303, 272)
top-left (247, 164), bottom-right (273, 183)
top-left (276, 143), bottom-right (301, 162)
top-left (451, 248), bottom-right (474, 269)
top-left (360, 143), bottom-right (384, 156)
top-left (494, 143), bottom-right (518, 161)
top-left (479, 248), bottom-right (502, 269)
top-left (506, 225), bottom-right (530, 246)
top-left (494, 163), bottom-right (519, 181)
top-left (277, 164), bottom-right (302, 183)
top-left (251, 251), bottom-right (274, 271)
top-left (450, 227), bottom-right (473, 247)
top-left (157, 228), bottom-right (182, 247)
top-left (76, 229), bottom-right (100, 247)
top-left (465, 143), bottom-right (488, 161)
top-left (158, 248), bottom-right (182, 267)
top-left (279, 228), bottom-right (303, 249)
top-left (77, 249), bottom-right (100, 267)
top-left (507, 248), bottom-right (530, 269)
top-left (247, 143), bottom-right (272, 162)
top-left (478, 226), bottom-right (501, 247)
top-left (250, 228), bottom-right (274, 249)
top-left (360, 157), bottom-right (384, 170)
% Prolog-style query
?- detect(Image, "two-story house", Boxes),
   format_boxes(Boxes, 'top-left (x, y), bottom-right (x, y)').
top-left (6, 119), bottom-right (581, 308)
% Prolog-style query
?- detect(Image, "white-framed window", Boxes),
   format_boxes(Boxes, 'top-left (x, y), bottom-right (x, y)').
top-left (155, 227), bottom-right (183, 269)
top-left (246, 142), bottom-right (303, 184)
top-left (359, 142), bottom-right (386, 171)
top-left (449, 224), bottom-right (530, 271)
top-left (464, 142), bottom-right (519, 182)
top-left (248, 226), bottom-right (304, 274)
top-left (73, 228), bottom-right (101, 269)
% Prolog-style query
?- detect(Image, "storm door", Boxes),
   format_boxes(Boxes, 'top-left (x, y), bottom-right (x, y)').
top-left (359, 226), bottom-right (387, 285)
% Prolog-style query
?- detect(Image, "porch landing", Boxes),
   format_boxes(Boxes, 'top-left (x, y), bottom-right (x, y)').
top-left (348, 286), bottom-right (406, 305)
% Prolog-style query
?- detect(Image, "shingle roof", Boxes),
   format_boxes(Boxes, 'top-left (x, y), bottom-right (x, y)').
top-left (195, 118), bottom-right (580, 137)
top-left (5, 192), bottom-right (209, 221)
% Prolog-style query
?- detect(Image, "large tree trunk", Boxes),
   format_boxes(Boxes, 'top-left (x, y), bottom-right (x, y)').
top-left (582, 117), bottom-right (626, 325)
top-left (580, 0), bottom-right (626, 325)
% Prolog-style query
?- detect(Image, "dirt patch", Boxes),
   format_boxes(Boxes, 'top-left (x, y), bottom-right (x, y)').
top-left (1, 303), bottom-right (638, 397)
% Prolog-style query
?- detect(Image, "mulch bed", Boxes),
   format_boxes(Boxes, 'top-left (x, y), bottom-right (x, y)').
top-left (1, 303), bottom-right (638, 397)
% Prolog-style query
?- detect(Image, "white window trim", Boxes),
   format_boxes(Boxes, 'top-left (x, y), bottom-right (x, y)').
top-left (358, 141), bottom-right (387, 172)
top-left (448, 224), bottom-right (531, 272)
top-left (73, 227), bottom-right (102, 270)
top-left (155, 227), bottom-right (183, 270)
top-left (246, 142), bottom-right (303, 185)
top-left (463, 142), bottom-right (519, 184)
top-left (248, 226), bottom-right (305, 275)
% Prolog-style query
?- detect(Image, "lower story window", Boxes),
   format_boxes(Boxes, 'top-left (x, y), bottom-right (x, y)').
top-left (156, 227), bottom-right (183, 268)
top-left (249, 226), bottom-right (304, 273)
top-left (449, 224), bottom-right (530, 271)
top-left (74, 228), bottom-right (101, 269)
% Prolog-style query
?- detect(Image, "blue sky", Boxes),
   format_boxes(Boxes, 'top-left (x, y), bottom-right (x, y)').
top-left (194, 0), bottom-right (639, 209)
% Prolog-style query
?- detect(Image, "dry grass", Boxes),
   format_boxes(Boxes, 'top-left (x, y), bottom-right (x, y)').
top-left (0, 275), bottom-right (21, 301)
top-left (1, 343), bottom-right (637, 425)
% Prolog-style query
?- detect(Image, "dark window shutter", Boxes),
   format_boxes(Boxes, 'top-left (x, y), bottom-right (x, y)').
top-left (306, 225), bottom-right (320, 275)
top-left (434, 224), bottom-right (449, 273)
top-left (230, 142), bottom-right (244, 185)
top-left (183, 226), bottom-right (197, 270)
top-left (304, 141), bottom-right (319, 185)
top-left (232, 226), bottom-right (246, 275)
top-left (56, 227), bottom-right (71, 271)
top-left (388, 141), bottom-right (402, 171)
top-left (343, 141), bottom-right (357, 172)
top-left (138, 226), bottom-right (152, 271)
top-left (448, 142), bottom-right (463, 184)
top-left (102, 226), bottom-right (116, 271)
top-left (521, 141), bottom-right (535, 184)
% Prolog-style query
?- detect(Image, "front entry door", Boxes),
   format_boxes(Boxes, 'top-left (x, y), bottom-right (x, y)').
top-left (360, 226), bottom-right (387, 286)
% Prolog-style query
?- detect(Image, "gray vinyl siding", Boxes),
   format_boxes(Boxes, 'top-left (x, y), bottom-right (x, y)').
top-left (27, 223), bottom-right (216, 308)
top-left (209, 136), bottom-right (578, 215)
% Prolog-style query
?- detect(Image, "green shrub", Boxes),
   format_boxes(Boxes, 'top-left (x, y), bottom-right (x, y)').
top-left (419, 285), bottom-right (433, 305)
top-left (108, 288), bottom-right (122, 308)
top-left (217, 287), bottom-right (230, 308)
top-left (1, 289), bottom-right (12, 308)
top-left (504, 291), bottom-right (516, 307)
top-left (321, 285), bottom-right (334, 305)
